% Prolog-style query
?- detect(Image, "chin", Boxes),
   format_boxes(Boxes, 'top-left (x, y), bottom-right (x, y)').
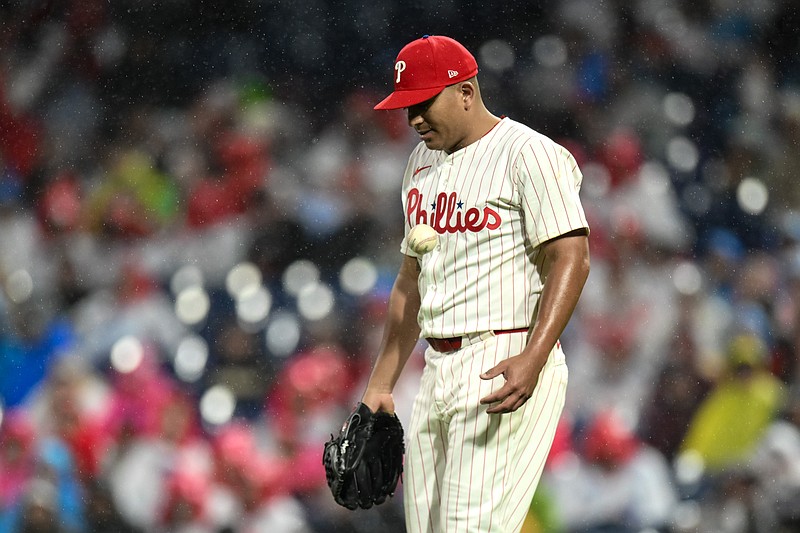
top-left (422, 138), bottom-right (444, 150)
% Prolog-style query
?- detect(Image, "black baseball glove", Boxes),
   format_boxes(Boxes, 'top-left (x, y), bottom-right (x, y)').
top-left (322, 402), bottom-right (404, 510)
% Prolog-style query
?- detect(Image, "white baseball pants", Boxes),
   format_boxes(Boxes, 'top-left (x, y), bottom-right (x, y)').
top-left (403, 331), bottom-right (567, 533)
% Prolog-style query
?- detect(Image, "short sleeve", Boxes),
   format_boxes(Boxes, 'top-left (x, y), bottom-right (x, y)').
top-left (515, 137), bottom-right (589, 248)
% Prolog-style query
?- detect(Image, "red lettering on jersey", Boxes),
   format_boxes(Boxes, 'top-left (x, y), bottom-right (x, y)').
top-left (406, 188), bottom-right (427, 225)
top-left (406, 188), bottom-right (501, 233)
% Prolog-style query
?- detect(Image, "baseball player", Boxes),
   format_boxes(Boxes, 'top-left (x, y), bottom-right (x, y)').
top-left (361, 35), bottom-right (590, 533)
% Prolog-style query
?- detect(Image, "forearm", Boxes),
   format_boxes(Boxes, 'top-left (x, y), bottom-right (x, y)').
top-left (365, 255), bottom-right (422, 394)
top-left (479, 230), bottom-right (590, 413)
top-left (522, 230), bottom-right (590, 362)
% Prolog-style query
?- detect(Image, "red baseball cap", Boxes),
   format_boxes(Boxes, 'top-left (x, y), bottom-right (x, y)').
top-left (374, 35), bottom-right (479, 110)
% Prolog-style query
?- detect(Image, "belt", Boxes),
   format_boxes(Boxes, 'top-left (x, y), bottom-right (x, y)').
top-left (426, 327), bottom-right (529, 353)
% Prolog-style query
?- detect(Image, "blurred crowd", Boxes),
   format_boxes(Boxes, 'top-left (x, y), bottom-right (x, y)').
top-left (1, 1), bottom-right (800, 532)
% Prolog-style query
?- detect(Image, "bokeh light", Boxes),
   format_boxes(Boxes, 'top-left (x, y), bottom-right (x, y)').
top-left (265, 311), bottom-right (302, 358)
top-left (282, 259), bottom-right (320, 297)
top-left (666, 136), bottom-right (700, 173)
top-left (174, 335), bottom-right (209, 383)
top-left (200, 385), bottom-right (236, 426)
top-left (170, 264), bottom-right (205, 296)
top-left (235, 285), bottom-right (272, 329)
top-left (653, 4), bottom-right (688, 39)
top-left (532, 35), bottom-right (568, 67)
top-left (4, 269), bottom-right (33, 304)
top-left (663, 92), bottom-right (695, 127)
top-left (110, 335), bottom-right (144, 374)
top-left (673, 260), bottom-right (703, 296)
top-left (737, 177), bottom-right (769, 215)
top-left (674, 449), bottom-right (706, 488)
top-left (175, 285), bottom-right (211, 326)
top-left (479, 39), bottom-right (515, 72)
top-left (225, 261), bottom-right (262, 299)
top-left (339, 257), bottom-right (378, 296)
top-left (297, 282), bottom-right (334, 321)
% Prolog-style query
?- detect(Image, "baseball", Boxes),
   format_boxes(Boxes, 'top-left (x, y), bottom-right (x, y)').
top-left (408, 223), bottom-right (439, 254)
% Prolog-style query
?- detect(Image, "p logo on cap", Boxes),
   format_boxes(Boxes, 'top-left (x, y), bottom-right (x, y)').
top-left (395, 60), bottom-right (407, 83)
top-left (374, 35), bottom-right (478, 110)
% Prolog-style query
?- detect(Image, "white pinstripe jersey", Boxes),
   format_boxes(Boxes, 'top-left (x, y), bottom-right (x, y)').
top-left (400, 117), bottom-right (589, 339)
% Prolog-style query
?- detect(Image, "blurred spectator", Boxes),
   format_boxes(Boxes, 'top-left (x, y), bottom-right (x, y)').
top-left (84, 480), bottom-right (141, 533)
top-left (82, 149), bottom-right (180, 240)
top-left (545, 410), bottom-right (678, 533)
top-left (0, 299), bottom-right (76, 409)
top-left (0, 478), bottom-right (65, 533)
top-left (0, 411), bottom-right (37, 513)
top-left (266, 344), bottom-right (354, 462)
top-left (155, 467), bottom-right (213, 533)
top-left (0, 437), bottom-right (87, 533)
top-left (105, 387), bottom-right (208, 531)
top-left (745, 387), bottom-right (800, 531)
top-left (69, 260), bottom-right (189, 366)
top-left (246, 190), bottom-right (309, 284)
top-left (680, 333), bottom-right (787, 473)
top-left (25, 356), bottom-right (111, 482)
top-left (639, 292), bottom-right (713, 461)
top-left (207, 423), bottom-right (309, 532)
top-left (204, 318), bottom-right (273, 420)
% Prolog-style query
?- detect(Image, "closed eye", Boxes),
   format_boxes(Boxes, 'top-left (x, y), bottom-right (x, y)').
top-left (407, 93), bottom-right (439, 119)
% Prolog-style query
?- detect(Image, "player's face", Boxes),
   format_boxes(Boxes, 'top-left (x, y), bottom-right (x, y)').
top-left (407, 85), bottom-right (467, 153)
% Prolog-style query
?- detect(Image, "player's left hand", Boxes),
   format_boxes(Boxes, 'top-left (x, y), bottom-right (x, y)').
top-left (479, 354), bottom-right (545, 414)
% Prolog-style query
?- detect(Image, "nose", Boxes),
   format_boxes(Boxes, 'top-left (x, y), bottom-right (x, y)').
top-left (407, 108), bottom-right (424, 127)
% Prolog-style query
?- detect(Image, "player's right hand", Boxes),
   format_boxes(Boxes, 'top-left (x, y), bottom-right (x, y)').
top-left (479, 353), bottom-right (545, 414)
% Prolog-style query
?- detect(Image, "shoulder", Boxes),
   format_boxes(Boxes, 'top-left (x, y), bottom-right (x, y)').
top-left (500, 119), bottom-right (577, 168)
top-left (501, 118), bottom-right (564, 153)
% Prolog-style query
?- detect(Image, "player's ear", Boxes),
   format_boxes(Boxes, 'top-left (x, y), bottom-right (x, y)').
top-left (459, 81), bottom-right (476, 109)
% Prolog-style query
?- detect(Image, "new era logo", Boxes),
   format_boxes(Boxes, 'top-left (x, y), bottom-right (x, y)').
top-left (447, 70), bottom-right (458, 79)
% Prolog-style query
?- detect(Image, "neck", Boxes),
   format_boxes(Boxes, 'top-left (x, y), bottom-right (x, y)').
top-left (446, 109), bottom-right (501, 154)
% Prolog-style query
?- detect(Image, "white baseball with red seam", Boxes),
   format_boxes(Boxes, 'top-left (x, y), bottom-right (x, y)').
top-left (408, 223), bottom-right (438, 254)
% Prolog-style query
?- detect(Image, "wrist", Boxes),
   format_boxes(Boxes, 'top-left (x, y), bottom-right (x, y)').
top-left (519, 342), bottom-right (552, 365)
